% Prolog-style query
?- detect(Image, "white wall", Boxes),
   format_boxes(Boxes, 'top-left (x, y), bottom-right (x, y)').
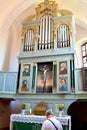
top-left (0, 1), bottom-right (87, 72)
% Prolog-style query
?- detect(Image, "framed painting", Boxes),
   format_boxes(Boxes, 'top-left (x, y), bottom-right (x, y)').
top-left (18, 63), bottom-right (33, 93)
top-left (20, 79), bottom-right (30, 92)
top-left (58, 77), bottom-right (68, 92)
top-left (59, 61), bottom-right (67, 75)
top-left (57, 60), bottom-right (71, 93)
top-left (22, 64), bottom-right (30, 77)
top-left (36, 62), bottom-right (53, 93)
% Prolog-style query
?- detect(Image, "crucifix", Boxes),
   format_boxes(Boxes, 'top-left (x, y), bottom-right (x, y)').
top-left (39, 64), bottom-right (51, 92)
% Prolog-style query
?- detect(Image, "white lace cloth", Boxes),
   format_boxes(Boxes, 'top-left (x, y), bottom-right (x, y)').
top-left (10, 114), bottom-right (71, 125)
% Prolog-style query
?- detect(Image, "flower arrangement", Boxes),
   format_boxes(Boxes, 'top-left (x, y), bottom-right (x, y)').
top-left (58, 103), bottom-right (64, 111)
top-left (20, 103), bottom-right (26, 109)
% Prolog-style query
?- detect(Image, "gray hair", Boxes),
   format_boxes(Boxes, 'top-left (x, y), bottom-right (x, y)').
top-left (45, 109), bottom-right (54, 116)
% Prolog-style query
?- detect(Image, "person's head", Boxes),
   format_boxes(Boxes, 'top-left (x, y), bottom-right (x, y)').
top-left (23, 80), bottom-right (27, 87)
top-left (24, 65), bottom-right (29, 72)
top-left (61, 78), bottom-right (66, 86)
top-left (45, 109), bottom-right (54, 119)
top-left (60, 62), bottom-right (66, 71)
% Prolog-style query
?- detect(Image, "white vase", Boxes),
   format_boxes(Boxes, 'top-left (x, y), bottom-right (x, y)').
top-left (21, 109), bottom-right (25, 115)
top-left (58, 110), bottom-right (63, 117)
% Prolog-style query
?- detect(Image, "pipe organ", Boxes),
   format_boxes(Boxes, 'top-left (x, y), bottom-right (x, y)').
top-left (57, 24), bottom-right (70, 48)
top-left (24, 29), bottom-right (34, 51)
top-left (18, 0), bottom-right (75, 95)
top-left (21, 0), bottom-right (73, 52)
top-left (38, 15), bottom-right (54, 50)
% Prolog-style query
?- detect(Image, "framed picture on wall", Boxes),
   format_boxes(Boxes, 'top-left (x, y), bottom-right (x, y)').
top-left (59, 61), bottom-right (67, 75)
top-left (59, 77), bottom-right (68, 92)
top-left (57, 60), bottom-right (71, 93)
top-left (36, 62), bottom-right (53, 93)
top-left (18, 63), bottom-right (32, 93)
top-left (22, 64), bottom-right (30, 77)
top-left (20, 79), bottom-right (30, 92)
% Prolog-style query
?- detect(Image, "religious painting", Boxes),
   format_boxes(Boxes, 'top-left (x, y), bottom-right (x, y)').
top-left (59, 77), bottom-right (68, 92)
top-left (59, 61), bottom-right (67, 75)
top-left (36, 62), bottom-right (53, 93)
top-left (21, 79), bottom-right (29, 92)
top-left (57, 59), bottom-right (71, 93)
top-left (22, 64), bottom-right (30, 77)
top-left (18, 63), bottom-right (32, 93)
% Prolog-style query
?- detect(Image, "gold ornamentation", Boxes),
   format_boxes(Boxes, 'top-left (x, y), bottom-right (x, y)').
top-left (21, 36), bottom-right (24, 42)
top-left (58, 9), bottom-right (72, 16)
top-left (34, 102), bottom-right (47, 115)
top-left (24, 14), bottom-right (36, 22)
top-left (69, 29), bottom-right (72, 35)
top-left (53, 61), bottom-right (57, 65)
top-left (34, 63), bottom-right (37, 66)
top-left (35, 0), bottom-right (58, 19)
top-left (60, 21), bottom-right (65, 24)
top-left (54, 23), bottom-right (59, 28)
top-left (54, 31), bottom-right (57, 38)
top-left (34, 26), bottom-right (39, 33)
top-left (35, 34), bottom-right (39, 40)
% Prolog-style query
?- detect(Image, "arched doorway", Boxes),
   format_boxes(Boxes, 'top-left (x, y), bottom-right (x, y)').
top-left (67, 99), bottom-right (87, 130)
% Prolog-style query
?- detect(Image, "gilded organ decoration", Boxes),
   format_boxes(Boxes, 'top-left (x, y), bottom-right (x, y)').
top-left (35, 0), bottom-right (58, 19)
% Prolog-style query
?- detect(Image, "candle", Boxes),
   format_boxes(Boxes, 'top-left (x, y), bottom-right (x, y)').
top-left (30, 108), bottom-right (32, 115)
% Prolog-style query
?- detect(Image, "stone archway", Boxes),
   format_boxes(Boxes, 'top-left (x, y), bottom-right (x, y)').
top-left (67, 99), bottom-right (87, 130)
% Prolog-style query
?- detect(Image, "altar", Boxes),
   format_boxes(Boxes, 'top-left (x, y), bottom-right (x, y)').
top-left (10, 114), bottom-right (71, 130)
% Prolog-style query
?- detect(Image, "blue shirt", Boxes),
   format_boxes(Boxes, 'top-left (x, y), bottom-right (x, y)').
top-left (60, 86), bottom-right (67, 91)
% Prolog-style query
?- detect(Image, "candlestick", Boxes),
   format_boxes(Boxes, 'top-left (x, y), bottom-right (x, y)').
top-left (30, 108), bottom-right (32, 115)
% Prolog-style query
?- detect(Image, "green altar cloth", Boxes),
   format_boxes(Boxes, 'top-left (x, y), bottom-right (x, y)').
top-left (13, 122), bottom-right (67, 130)
top-left (10, 114), bottom-right (71, 130)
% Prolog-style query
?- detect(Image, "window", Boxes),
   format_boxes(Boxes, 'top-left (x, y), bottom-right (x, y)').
top-left (81, 42), bottom-right (87, 67)
top-left (82, 42), bottom-right (87, 90)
